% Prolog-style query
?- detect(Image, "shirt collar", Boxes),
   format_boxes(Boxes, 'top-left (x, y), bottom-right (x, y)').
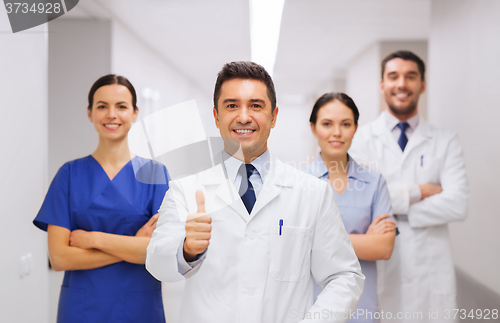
top-left (384, 110), bottom-right (420, 132)
top-left (308, 153), bottom-right (371, 183)
top-left (222, 149), bottom-right (270, 182)
top-left (307, 153), bottom-right (330, 179)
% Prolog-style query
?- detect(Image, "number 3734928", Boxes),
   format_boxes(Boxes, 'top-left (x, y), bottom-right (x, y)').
top-left (444, 309), bottom-right (498, 320)
top-left (5, 2), bottom-right (62, 14)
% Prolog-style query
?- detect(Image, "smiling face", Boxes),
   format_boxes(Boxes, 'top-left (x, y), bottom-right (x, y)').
top-left (213, 78), bottom-right (278, 162)
top-left (311, 100), bottom-right (357, 159)
top-left (87, 84), bottom-right (138, 142)
top-left (381, 58), bottom-right (426, 120)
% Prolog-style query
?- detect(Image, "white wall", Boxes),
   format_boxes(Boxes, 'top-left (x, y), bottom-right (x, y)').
top-left (268, 102), bottom-right (318, 166)
top-left (0, 12), bottom-right (49, 323)
top-left (428, 0), bottom-right (500, 294)
top-left (111, 22), bottom-right (215, 138)
top-left (346, 43), bottom-right (381, 126)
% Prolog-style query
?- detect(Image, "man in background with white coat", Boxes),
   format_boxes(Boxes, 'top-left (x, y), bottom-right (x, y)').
top-left (147, 61), bottom-right (364, 323)
top-left (349, 51), bottom-right (468, 322)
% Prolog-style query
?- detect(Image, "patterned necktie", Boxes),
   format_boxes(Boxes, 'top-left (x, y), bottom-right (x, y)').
top-left (238, 164), bottom-right (257, 214)
top-left (397, 122), bottom-right (410, 151)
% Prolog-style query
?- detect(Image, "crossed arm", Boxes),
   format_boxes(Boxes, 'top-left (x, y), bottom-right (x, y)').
top-left (349, 214), bottom-right (396, 261)
top-left (47, 214), bottom-right (159, 271)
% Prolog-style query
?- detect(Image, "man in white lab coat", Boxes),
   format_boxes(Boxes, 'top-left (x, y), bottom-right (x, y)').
top-left (349, 51), bottom-right (468, 322)
top-left (147, 61), bottom-right (364, 323)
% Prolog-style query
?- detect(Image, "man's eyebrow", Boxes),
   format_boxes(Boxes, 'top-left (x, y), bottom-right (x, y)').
top-left (387, 71), bottom-right (419, 76)
top-left (250, 99), bottom-right (266, 104)
top-left (222, 98), bottom-right (239, 104)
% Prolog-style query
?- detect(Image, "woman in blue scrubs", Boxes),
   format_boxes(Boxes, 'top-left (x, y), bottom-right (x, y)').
top-left (34, 75), bottom-right (168, 323)
top-left (302, 92), bottom-right (396, 323)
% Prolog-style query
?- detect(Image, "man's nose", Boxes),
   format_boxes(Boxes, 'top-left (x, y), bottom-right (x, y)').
top-left (397, 76), bottom-right (407, 88)
top-left (237, 106), bottom-right (252, 124)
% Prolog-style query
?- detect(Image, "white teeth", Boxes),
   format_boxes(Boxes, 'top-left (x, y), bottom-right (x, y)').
top-left (105, 124), bottom-right (119, 128)
top-left (235, 129), bottom-right (254, 133)
top-left (396, 93), bottom-right (409, 98)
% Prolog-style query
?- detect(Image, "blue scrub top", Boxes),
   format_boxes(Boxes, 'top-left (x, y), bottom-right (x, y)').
top-left (34, 155), bottom-right (169, 323)
top-left (302, 153), bottom-right (394, 323)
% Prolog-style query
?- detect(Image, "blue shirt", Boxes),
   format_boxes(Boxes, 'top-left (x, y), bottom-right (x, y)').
top-left (302, 153), bottom-right (393, 323)
top-left (34, 155), bottom-right (169, 323)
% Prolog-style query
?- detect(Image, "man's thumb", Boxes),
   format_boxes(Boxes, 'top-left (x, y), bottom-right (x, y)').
top-left (196, 190), bottom-right (206, 213)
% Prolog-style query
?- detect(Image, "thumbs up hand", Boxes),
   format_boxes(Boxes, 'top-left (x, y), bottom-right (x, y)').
top-left (183, 190), bottom-right (212, 262)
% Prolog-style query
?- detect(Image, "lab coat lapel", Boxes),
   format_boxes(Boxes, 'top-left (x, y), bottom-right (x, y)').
top-left (250, 156), bottom-right (286, 219)
top-left (200, 161), bottom-right (250, 222)
top-left (403, 118), bottom-right (433, 158)
top-left (372, 113), bottom-right (403, 158)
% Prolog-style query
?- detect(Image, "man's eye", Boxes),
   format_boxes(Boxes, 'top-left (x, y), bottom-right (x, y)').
top-left (97, 105), bottom-right (106, 109)
top-left (227, 104), bottom-right (237, 108)
top-left (252, 104), bottom-right (262, 108)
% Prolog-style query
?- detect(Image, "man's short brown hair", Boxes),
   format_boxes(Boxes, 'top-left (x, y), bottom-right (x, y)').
top-left (213, 61), bottom-right (277, 112)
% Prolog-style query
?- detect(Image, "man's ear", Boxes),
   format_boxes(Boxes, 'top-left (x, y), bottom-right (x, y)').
top-left (270, 106), bottom-right (279, 129)
top-left (420, 79), bottom-right (426, 94)
top-left (213, 107), bottom-right (220, 129)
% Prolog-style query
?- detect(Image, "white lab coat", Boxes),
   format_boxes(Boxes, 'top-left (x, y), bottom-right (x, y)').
top-left (349, 112), bottom-right (468, 322)
top-left (147, 153), bottom-right (364, 323)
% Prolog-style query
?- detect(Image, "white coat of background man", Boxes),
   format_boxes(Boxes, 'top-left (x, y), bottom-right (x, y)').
top-left (349, 51), bottom-right (468, 322)
top-left (146, 61), bottom-right (364, 323)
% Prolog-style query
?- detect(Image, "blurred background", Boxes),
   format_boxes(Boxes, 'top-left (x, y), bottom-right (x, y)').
top-left (1, 0), bottom-right (499, 322)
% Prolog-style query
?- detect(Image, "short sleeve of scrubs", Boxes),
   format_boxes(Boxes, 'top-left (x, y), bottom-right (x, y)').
top-left (34, 163), bottom-right (71, 231)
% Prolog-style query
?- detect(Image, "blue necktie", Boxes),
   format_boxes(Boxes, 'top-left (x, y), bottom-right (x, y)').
top-left (397, 122), bottom-right (410, 151)
top-left (238, 164), bottom-right (257, 214)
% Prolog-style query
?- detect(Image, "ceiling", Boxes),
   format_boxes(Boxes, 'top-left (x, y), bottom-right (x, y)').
top-left (66, 0), bottom-right (430, 101)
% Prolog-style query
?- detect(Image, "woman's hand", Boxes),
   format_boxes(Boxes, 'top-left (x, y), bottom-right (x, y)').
top-left (135, 213), bottom-right (159, 238)
top-left (69, 229), bottom-right (96, 250)
top-left (366, 214), bottom-right (396, 235)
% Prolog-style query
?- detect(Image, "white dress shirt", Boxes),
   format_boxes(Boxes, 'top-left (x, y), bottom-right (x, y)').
top-left (384, 111), bottom-right (422, 204)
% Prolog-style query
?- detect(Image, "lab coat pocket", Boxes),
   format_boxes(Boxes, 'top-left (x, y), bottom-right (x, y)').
top-left (270, 226), bottom-right (312, 282)
top-left (415, 156), bottom-right (442, 184)
top-left (57, 286), bottom-right (86, 323)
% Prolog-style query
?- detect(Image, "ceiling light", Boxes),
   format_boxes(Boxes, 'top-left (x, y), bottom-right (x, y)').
top-left (249, 0), bottom-right (285, 77)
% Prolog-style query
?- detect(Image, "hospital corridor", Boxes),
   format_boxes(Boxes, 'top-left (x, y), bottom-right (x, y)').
top-left (1, 1), bottom-right (499, 322)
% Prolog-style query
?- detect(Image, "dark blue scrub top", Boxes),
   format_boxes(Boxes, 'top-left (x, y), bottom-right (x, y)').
top-left (34, 155), bottom-right (169, 323)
